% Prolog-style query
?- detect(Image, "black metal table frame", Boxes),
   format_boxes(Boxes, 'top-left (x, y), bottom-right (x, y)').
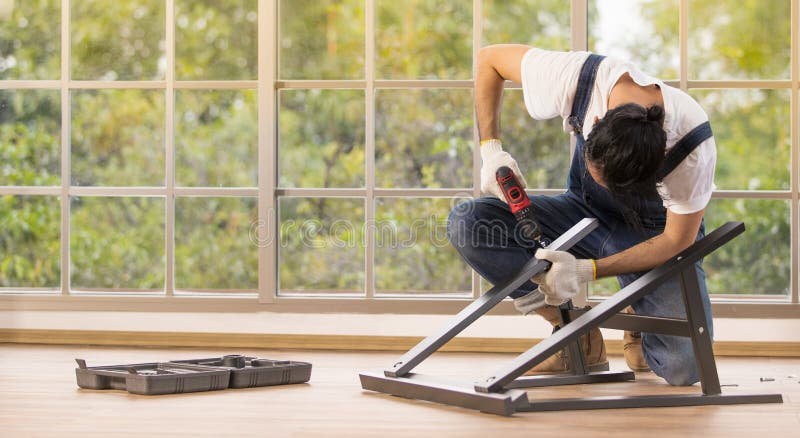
top-left (360, 219), bottom-right (783, 416)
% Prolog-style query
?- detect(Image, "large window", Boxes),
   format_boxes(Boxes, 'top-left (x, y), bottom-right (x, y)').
top-left (0, 1), bottom-right (797, 312)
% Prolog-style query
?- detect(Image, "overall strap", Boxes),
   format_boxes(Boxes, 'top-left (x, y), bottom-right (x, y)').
top-left (568, 54), bottom-right (606, 134)
top-left (657, 121), bottom-right (713, 180)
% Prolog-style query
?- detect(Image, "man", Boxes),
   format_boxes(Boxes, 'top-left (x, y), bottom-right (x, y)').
top-left (447, 45), bottom-right (716, 386)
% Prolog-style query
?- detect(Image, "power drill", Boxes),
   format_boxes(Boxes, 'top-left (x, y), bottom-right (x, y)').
top-left (495, 166), bottom-right (543, 247)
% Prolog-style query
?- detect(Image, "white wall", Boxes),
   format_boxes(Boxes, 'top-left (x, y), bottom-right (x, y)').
top-left (2, 310), bottom-right (798, 342)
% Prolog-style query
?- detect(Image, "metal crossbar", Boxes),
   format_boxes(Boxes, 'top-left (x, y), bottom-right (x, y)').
top-left (359, 220), bottom-right (784, 415)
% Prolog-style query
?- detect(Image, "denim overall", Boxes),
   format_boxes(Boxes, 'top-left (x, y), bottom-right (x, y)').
top-left (448, 54), bottom-right (714, 386)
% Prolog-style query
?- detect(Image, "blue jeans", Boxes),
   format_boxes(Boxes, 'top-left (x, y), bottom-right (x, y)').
top-left (447, 194), bottom-right (714, 386)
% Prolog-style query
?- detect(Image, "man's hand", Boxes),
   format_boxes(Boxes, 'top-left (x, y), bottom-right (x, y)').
top-left (480, 139), bottom-right (527, 201)
top-left (532, 249), bottom-right (595, 305)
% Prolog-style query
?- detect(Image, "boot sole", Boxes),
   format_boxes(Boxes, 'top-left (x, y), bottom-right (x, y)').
top-left (626, 364), bottom-right (651, 372)
top-left (524, 360), bottom-right (610, 376)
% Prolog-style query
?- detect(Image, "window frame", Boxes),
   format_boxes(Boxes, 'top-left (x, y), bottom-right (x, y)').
top-left (0, 0), bottom-right (797, 318)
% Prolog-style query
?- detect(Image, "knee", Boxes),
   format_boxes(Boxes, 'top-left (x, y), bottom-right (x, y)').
top-left (447, 200), bottom-right (479, 246)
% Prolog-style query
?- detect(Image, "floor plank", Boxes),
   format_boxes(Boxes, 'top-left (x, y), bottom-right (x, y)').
top-left (0, 344), bottom-right (797, 437)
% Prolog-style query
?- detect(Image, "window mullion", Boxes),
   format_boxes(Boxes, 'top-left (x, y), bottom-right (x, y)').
top-left (680, 0), bottom-right (688, 91)
top-left (791, 0), bottom-right (799, 304)
top-left (571, 0), bottom-right (588, 51)
top-left (366, 0), bottom-right (376, 299)
top-left (61, 0), bottom-right (71, 296)
top-left (471, 0), bottom-right (482, 299)
top-left (258, 0), bottom-right (278, 303)
top-left (165, 0), bottom-right (176, 297)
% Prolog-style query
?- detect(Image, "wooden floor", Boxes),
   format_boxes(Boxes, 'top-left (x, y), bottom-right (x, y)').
top-left (0, 344), bottom-right (798, 437)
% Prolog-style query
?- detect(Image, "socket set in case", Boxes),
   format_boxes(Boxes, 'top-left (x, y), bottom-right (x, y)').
top-left (75, 354), bottom-right (312, 395)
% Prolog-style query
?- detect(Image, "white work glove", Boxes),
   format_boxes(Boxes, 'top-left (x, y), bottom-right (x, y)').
top-left (512, 289), bottom-right (546, 315)
top-left (479, 139), bottom-right (528, 201)
top-left (531, 249), bottom-right (596, 306)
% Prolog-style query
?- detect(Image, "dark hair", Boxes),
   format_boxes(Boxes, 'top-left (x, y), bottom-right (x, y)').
top-left (583, 103), bottom-right (666, 230)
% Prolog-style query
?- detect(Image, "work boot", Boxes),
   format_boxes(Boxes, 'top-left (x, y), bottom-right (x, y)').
top-left (623, 306), bottom-right (650, 372)
top-left (524, 305), bottom-right (609, 375)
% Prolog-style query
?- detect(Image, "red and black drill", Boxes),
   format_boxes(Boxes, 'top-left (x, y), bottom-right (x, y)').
top-left (495, 166), bottom-right (543, 246)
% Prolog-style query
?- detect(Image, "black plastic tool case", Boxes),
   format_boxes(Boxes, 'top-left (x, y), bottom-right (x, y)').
top-left (75, 355), bottom-right (312, 395)
top-left (171, 356), bottom-right (312, 388)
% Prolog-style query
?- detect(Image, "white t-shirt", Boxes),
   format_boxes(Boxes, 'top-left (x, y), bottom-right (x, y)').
top-left (520, 48), bottom-right (717, 214)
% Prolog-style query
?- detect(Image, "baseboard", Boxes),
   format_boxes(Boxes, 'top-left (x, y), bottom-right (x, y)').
top-left (1, 329), bottom-right (798, 357)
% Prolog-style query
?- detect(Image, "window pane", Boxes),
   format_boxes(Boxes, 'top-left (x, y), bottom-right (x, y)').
top-left (690, 89), bottom-right (789, 190)
top-left (0, 0), bottom-right (60, 79)
top-left (375, 198), bottom-right (470, 296)
top-left (0, 195), bottom-right (60, 289)
top-left (70, 197), bottom-right (165, 291)
top-left (483, 0), bottom-right (570, 49)
top-left (589, 0), bottom-right (679, 80)
top-left (71, 0), bottom-right (165, 80)
top-left (588, 276), bottom-right (618, 299)
top-left (375, 89), bottom-right (472, 188)
top-left (175, 89), bottom-right (257, 187)
top-left (704, 199), bottom-right (790, 297)
top-left (376, 0), bottom-right (471, 79)
top-left (480, 276), bottom-right (492, 295)
top-left (501, 90), bottom-right (569, 189)
top-left (278, 89), bottom-right (365, 188)
top-left (279, 0), bottom-right (364, 80)
top-left (279, 198), bottom-right (365, 295)
top-left (0, 90), bottom-right (60, 186)
top-left (175, 0), bottom-right (257, 80)
top-left (688, 0), bottom-right (790, 80)
top-left (71, 89), bottom-right (165, 187)
top-left (175, 197), bottom-right (257, 291)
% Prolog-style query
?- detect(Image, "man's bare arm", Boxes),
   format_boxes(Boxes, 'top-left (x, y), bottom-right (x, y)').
top-left (595, 208), bottom-right (705, 277)
top-left (475, 44), bottom-right (531, 140)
